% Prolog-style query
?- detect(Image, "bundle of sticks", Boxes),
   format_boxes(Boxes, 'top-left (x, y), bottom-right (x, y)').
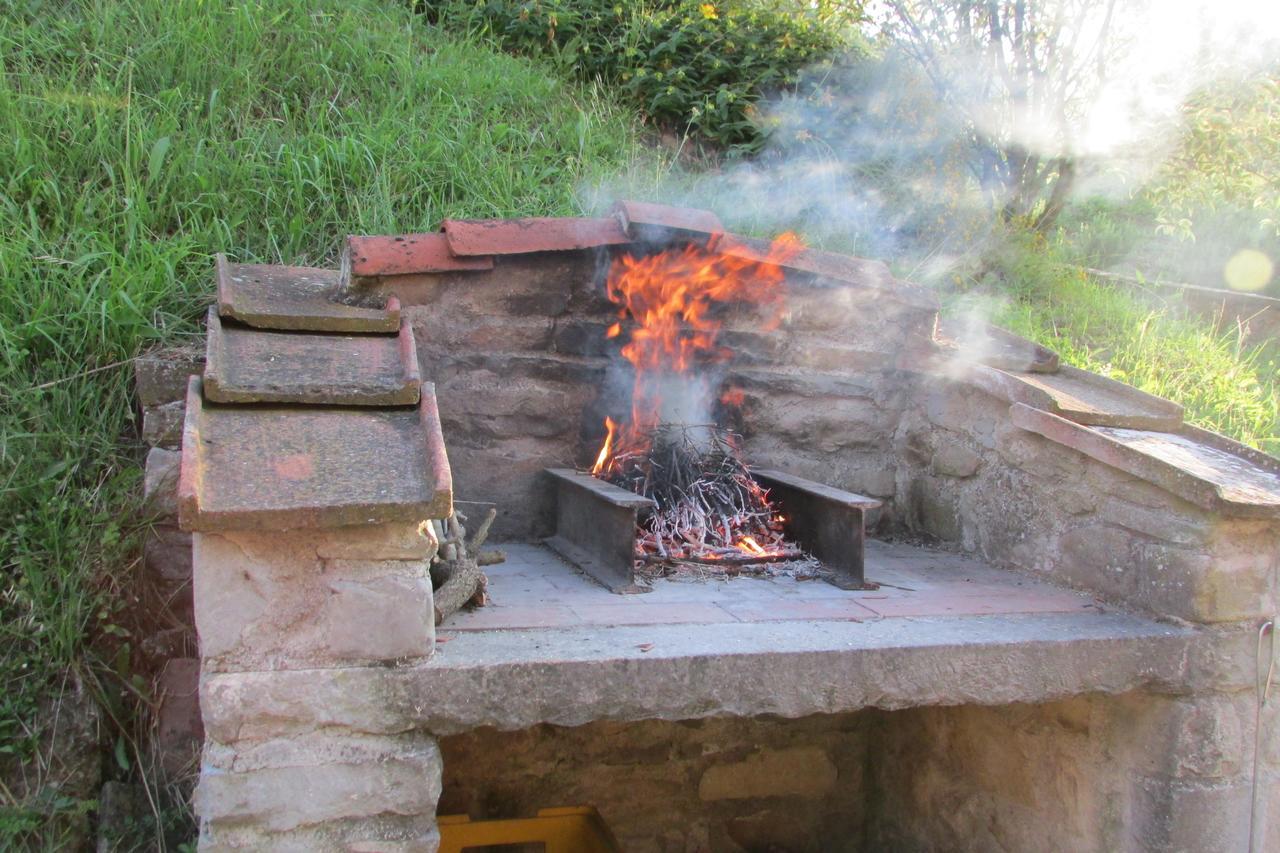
top-left (597, 424), bottom-right (801, 570)
top-left (429, 505), bottom-right (504, 625)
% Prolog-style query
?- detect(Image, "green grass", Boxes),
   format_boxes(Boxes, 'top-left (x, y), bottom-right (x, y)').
top-left (952, 235), bottom-right (1280, 456)
top-left (0, 0), bottom-right (647, 839)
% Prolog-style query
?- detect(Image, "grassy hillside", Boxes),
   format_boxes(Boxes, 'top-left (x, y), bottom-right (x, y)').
top-left (0, 0), bottom-right (644, 839)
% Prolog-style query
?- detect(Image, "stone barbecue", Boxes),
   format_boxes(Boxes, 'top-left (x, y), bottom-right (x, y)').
top-left (134, 201), bottom-right (1280, 851)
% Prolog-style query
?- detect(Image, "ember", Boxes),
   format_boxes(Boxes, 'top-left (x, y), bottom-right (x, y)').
top-left (590, 232), bottom-right (809, 571)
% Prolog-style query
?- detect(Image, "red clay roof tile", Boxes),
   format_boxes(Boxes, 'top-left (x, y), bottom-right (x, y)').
top-left (441, 216), bottom-right (631, 256)
top-left (347, 233), bottom-right (495, 277)
top-left (613, 200), bottom-right (724, 236)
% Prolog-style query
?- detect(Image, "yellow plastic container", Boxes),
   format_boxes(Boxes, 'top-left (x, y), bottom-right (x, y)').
top-left (437, 806), bottom-right (620, 853)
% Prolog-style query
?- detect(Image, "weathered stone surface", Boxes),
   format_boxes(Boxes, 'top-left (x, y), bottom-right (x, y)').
top-left (931, 442), bottom-right (982, 478)
top-left (974, 363), bottom-right (1183, 430)
top-left (217, 255), bottom-right (398, 333)
top-left (1131, 775), bottom-right (1253, 852)
top-left (193, 531), bottom-right (435, 670)
top-left (440, 715), bottom-right (867, 853)
top-left (203, 309), bottom-right (420, 406)
top-left (135, 346), bottom-right (204, 407)
top-left (144, 524), bottom-right (192, 585)
top-left (1131, 694), bottom-right (1247, 780)
top-left (155, 658), bottom-right (202, 777)
top-left (698, 746), bottom-right (837, 801)
top-left (143, 446), bottom-right (182, 517)
top-left (936, 319), bottom-right (1060, 373)
top-left (1013, 404), bottom-right (1280, 518)
top-left (96, 781), bottom-right (149, 853)
top-left (142, 399), bottom-right (184, 448)
top-left (311, 521), bottom-right (439, 561)
top-left (179, 378), bottom-right (452, 532)
top-left (196, 731), bottom-right (441, 837)
top-left (200, 612), bottom-right (1194, 740)
top-left (202, 814), bottom-right (440, 852)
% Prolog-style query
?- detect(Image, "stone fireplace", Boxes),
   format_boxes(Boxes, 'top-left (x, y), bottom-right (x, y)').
top-left (148, 201), bottom-right (1280, 850)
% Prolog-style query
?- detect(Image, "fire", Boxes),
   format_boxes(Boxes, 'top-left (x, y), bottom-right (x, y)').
top-left (737, 536), bottom-right (768, 557)
top-left (592, 232), bottom-right (804, 477)
top-left (591, 416), bottom-right (617, 476)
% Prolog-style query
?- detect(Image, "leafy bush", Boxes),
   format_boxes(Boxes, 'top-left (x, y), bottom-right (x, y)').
top-left (426, 1), bottom-right (859, 149)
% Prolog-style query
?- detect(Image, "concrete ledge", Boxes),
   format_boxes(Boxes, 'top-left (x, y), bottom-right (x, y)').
top-left (202, 611), bottom-right (1199, 740)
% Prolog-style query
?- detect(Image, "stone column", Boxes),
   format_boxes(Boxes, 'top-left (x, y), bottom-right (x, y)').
top-left (192, 522), bottom-right (443, 851)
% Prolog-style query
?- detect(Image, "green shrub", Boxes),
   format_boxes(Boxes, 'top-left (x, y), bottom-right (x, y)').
top-left (426, 1), bottom-right (859, 149)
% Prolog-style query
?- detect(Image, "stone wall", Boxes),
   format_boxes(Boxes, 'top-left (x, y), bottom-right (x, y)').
top-left (437, 691), bottom-right (1279, 853)
top-left (870, 689), bottom-right (1279, 853)
top-left (366, 250), bottom-right (934, 539)
top-left (892, 376), bottom-right (1280, 624)
top-left (438, 714), bottom-right (870, 853)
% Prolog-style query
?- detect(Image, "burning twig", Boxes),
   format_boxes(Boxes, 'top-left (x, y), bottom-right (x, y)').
top-left (595, 424), bottom-right (800, 574)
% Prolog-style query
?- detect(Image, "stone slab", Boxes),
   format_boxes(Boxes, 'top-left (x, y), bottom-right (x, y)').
top-left (1012, 403), bottom-right (1280, 518)
top-left (346, 232), bottom-right (495, 277)
top-left (440, 542), bottom-right (1100, 630)
top-left (976, 363), bottom-right (1183, 430)
top-left (201, 610), bottom-right (1196, 739)
top-left (216, 254), bottom-right (399, 332)
top-left (202, 308), bottom-right (420, 405)
top-left (442, 217), bottom-right (630, 256)
top-left (935, 319), bottom-right (1060, 373)
top-left (178, 377), bottom-right (452, 531)
top-left (134, 345), bottom-right (204, 406)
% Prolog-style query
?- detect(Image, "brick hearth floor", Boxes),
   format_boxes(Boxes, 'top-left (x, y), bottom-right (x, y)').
top-left (443, 540), bottom-right (1101, 632)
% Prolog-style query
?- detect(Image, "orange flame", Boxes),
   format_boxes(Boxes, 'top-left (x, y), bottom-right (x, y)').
top-left (592, 416), bottom-right (618, 476)
top-left (592, 232), bottom-right (804, 474)
top-left (737, 536), bottom-right (768, 556)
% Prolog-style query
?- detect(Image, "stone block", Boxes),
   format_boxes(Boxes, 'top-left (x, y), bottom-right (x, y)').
top-left (1132, 695), bottom-right (1247, 780)
top-left (698, 747), bottom-right (838, 801)
top-left (930, 442), bottom-right (982, 478)
top-left (134, 347), bottom-right (203, 407)
top-left (196, 731), bottom-right (441, 838)
top-left (312, 522), bottom-right (439, 561)
top-left (1100, 496), bottom-right (1211, 546)
top-left (203, 817), bottom-right (439, 852)
top-left (155, 658), bottom-right (202, 778)
top-left (144, 524), bottom-right (192, 585)
top-left (436, 369), bottom-right (589, 442)
top-left (413, 312), bottom-right (555, 355)
top-left (193, 531), bottom-right (435, 670)
top-left (142, 399), bottom-right (184, 448)
top-left (143, 447), bottom-right (182, 518)
top-left (1131, 775), bottom-right (1252, 852)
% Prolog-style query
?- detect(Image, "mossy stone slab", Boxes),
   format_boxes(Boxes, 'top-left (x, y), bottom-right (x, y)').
top-left (203, 309), bottom-right (420, 406)
top-left (216, 254), bottom-right (398, 332)
top-left (178, 377), bottom-right (452, 531)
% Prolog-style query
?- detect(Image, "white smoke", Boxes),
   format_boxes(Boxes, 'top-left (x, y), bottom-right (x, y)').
top-left (587, 0), bottom-right (1280, 285)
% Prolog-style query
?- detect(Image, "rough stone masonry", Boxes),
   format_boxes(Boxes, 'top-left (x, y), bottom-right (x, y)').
top-left (147, 201), bottom-right (1280, 851)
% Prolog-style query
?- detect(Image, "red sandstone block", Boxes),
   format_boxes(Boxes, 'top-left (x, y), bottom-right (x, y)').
top-left (613, 199), bottom-right (724, 236)
top-left (347, 233), bottom-right (494, 277)
top-left (442, 217), bottom-right (631, 256)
